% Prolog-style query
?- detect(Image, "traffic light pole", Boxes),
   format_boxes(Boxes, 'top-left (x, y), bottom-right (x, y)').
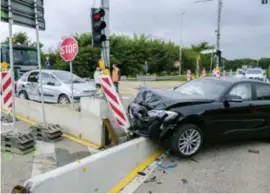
top-left (216, 0), bottom-right (222, 67)
top-left (101, 0), bottom-right (110, 70)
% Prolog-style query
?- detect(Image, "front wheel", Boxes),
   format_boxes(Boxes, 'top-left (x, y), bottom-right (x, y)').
top-left (170, 124), bottom-right (203, 158)
top-left (18, 91), bottom-right (29, 100)
top-left (58, 94), bottom-right (70, 104)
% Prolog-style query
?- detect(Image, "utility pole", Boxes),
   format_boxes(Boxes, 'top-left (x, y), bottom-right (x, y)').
top-left (179, 12), bottom-right (185, 75)
top-left (195, 0), bottom-right (223, 68)
top-left (101, 0), bottom-right (110, 70)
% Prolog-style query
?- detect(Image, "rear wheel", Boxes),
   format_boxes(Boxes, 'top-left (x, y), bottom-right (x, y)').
top-left (170, 124), bottom-right (203, 158)
top-left (18, 91), bottom-right (29, 100)
top-left (58, 94), bottom-right (70, 104)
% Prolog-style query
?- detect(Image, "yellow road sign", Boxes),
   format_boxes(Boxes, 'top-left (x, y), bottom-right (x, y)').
top-left (1, 62), bottom-right (9, 72)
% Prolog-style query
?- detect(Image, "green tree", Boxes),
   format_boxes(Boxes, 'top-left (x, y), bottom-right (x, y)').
top-left (3, 32), bottom-right (31, 45)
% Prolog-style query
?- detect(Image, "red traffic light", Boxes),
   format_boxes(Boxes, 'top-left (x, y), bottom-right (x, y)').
top-left (93, 9), bottom-right (105, 21)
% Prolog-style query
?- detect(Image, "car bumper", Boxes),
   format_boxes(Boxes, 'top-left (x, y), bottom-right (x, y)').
top-left (71, 91), bottom-right (96, 101)
top-left (247, 77), bottom-right (264, 81)
top-left (128, 103), bottom-right (178, 141)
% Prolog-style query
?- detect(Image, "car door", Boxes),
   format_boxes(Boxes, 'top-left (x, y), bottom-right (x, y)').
top-left (25, 71), bottom-right (40, 101)
top-left (217, 82), bottom-right (261, 138)
top-left (252, 83), bottom-right (270, 137)
top-left (39, 72), bottom-right (60, 103)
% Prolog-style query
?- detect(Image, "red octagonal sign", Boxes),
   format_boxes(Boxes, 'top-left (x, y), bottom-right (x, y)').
top-left (60, 36), bottom-right (79, 62)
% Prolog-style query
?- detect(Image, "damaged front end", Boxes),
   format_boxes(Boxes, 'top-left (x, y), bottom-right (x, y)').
top-left (128, 87), bottom-right (181, 142)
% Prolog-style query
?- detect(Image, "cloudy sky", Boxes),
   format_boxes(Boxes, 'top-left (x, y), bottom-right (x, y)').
top-left (0, 0), bottom-right (269, 59)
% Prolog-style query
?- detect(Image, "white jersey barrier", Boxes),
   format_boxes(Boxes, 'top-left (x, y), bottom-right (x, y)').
top-left (5, 97), bottom-right (104, 146)
top-left (22, 137), bottom-right (160, 193)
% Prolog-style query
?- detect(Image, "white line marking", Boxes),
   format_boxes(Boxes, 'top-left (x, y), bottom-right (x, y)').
top-left (31, 141), bottom-right (56, 178)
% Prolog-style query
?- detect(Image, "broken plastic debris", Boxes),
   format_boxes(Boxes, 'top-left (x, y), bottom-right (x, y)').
top-left (248, 149), bottom-right (260, 154)
top-left (137, 171), bottom-right (146, 176)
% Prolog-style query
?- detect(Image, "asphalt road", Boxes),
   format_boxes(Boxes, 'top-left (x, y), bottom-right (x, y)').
top-left (135, 140), bottom-right (270, 193)
top-left (1, 120), bottom-right (94, 193)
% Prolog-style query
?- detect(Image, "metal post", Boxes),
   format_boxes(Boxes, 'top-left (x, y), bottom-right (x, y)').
top-left (179, 12), bottom-right (185, 75)
top-left (70, 61), bottom-right (74, 110)
top-left (8, 0), bottom-right (17, 132)
top-left (216, 0), bottom-right (222, 67)
top-left (34, 0), bottom-right (46, 126)
top-left (101, 0), bottom-right (110, 69)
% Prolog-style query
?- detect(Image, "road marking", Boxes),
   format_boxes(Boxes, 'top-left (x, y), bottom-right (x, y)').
top-left (31, 141), bottom-right (56, 178)
top-left (108, 149), bottom-right (164, 193)
top-left (120, 153), bottom-right (167, 193)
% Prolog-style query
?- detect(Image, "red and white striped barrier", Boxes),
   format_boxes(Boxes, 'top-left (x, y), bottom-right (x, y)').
top-left (100, 75), bottom-right (130, 133)
top-left (1, 70), bottom-right (13, 112)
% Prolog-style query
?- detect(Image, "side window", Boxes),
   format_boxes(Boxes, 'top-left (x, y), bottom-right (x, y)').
top-left (20, 73), bottom-right (29, 82)
top-left (255, 84), bottom-right (270, 100)
top-left (228, 83), bottom-right (252, 101)
top-left (39, 72), bottom-right (51, 85)
top-left (27, 72), bottom-right (39, 83)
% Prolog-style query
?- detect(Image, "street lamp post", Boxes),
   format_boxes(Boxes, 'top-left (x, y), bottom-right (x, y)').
top-left (179, 12), bottom-right (185, 75)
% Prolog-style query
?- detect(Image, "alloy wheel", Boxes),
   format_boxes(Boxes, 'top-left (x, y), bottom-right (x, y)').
top-left (178, 128), bottom-right (201, 156)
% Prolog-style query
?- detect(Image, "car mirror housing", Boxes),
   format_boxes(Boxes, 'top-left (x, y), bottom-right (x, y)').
top-left (224, 95), bottom-right (243, 103)
top-left (47, 81), bottom-right (55, 86)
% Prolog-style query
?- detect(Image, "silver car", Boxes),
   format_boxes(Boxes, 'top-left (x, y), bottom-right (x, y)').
top-left (16, 69), bottom-right (96, 104)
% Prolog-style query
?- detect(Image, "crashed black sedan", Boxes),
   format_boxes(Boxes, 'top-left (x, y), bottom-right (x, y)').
top-left (128, 77), bottom-right (270, 158)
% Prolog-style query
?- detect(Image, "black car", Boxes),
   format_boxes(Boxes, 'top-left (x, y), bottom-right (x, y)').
top-left (128, 77), bottom-right (270, 158)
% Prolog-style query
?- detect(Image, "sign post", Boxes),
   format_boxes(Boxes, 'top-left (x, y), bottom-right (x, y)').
top-left (6, 0), bottom-right (17, 131)
top-left (59, 36), bottom-right (79, 110)
top-left (143, 61), bottom-right (148, 86)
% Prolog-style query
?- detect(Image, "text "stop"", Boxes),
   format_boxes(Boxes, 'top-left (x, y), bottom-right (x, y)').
top-left (60, 44), bottom-right (78, 55)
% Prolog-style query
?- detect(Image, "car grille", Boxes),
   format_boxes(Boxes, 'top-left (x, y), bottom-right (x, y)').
top-left (248, 77), bottom-right (263, 81)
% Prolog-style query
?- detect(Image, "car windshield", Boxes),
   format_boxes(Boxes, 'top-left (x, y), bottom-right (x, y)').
top-left (174, 79), bottom-right (230, 99)
top-left (52, 71), bottom-right (86, 84)
top-left (246, 69), bottom-right (262, 74)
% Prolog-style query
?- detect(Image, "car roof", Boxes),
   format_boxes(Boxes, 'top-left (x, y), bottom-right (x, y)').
top-left (30, 69), bottom-right (68, 74)
top-left (201, 76), bottom-right (268, 85)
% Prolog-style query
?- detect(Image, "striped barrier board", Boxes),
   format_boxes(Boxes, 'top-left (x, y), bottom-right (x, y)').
top-left (100, 75), bottom-right (130, 134)
top-left (1, 69), bottom-right (13, 112)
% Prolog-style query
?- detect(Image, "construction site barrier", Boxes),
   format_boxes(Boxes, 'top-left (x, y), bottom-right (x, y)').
top-left (8, 97), bottom-right (104, 146)
top-left (19, 137), bottom-right (160, 193)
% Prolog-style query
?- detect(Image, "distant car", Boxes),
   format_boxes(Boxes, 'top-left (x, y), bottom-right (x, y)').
top-left (128, 77), bottom-right (270, 158)
top-left (245, 68), bottom-right (266, 82)
top-left (16, 70), bottom-right (96, 104)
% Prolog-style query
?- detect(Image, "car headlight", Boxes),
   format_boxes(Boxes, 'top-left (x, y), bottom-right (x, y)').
top-left (147, 110), bottom-right (178, 122)
top-left (73, 89), bottom-right (81, 95)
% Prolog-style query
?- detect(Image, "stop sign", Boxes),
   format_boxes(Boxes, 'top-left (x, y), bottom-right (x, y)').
top-left (60, 36), bottom-right (79, 62)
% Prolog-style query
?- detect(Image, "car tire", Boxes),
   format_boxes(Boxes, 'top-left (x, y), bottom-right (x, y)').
top-left (170, 124), bottom-right (203, 158)
top-left (18, 91), bottom-right (29, 100)
top-left (58, 94), bottom-right (70, 104)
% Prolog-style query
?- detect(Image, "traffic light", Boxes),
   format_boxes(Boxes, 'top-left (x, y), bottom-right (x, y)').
top-left (91, 8), bottom-right (107, 47)
top-left (262, 0), bottom-right (268, 4)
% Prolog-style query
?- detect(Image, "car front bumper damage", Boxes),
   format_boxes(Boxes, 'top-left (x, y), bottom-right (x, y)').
top-left (128, 103), bottom-right (179, 142)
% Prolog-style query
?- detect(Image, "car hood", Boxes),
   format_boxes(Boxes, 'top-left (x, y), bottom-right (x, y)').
top-left (131, 87), bottom-right (214, 110)
top-left (71, 82), bottom-right (96, 92)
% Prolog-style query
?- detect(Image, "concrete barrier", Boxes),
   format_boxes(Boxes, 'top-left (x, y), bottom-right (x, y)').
top-left (22, 137), bottom-right (162, 193)
top-left (12, 98), bottom-right (104, 147)
top-left (80, 97), bottom-right (131, 137)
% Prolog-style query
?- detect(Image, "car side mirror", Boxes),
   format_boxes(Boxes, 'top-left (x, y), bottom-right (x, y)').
top-left (225, 95), bottom-right (243, 103)
top-left (47, 81), bottom-right (55, 86)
